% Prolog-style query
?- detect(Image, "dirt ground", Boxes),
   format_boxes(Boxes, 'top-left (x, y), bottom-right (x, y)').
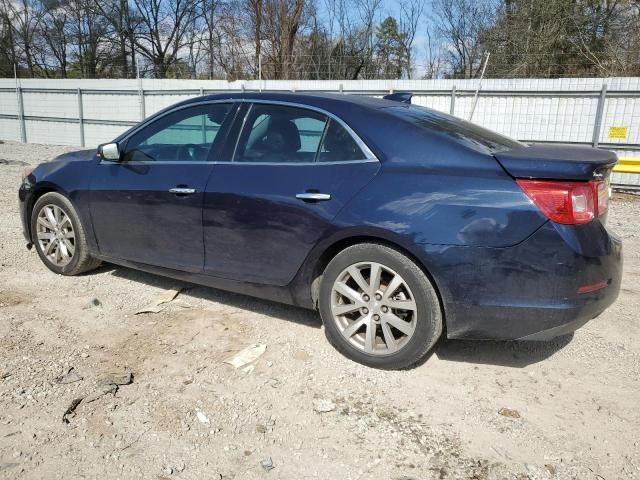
top-left (0, 140), bottom-right (639, 480)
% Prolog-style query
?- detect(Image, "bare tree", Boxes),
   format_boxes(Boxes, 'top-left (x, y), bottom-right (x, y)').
top-left (244, 0), bottom-right (262, 77)
top-left (259, 0), bottom-right (306, 79)
top-left (66, 0), bottom-right (110, 77)
top-left (422, 25), bottom-right (444, 79)
top-left (131, 0), bottom-right (201, 78)
top-left (433, 0), bottom-right (495, 78)
top-left (40, 0), bottom-right (71, 77)
top-left (0, 0), bottom-right (19, 75)
top-left (2, 0), bottom-right (639, 80)
top-left (198, 0), bottom-right (219, 79)
top-left (95, 0), bottom-right (142, 77)
top-left (1, 0), bottom-right (45, 76)
top-left (215, 1), bottom-right (254, 79)
top-left (398, 0), bottom-right (424, 78)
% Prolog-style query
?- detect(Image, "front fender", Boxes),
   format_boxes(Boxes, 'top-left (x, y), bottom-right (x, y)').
top-left (22, 154), bottom-right (99, 251)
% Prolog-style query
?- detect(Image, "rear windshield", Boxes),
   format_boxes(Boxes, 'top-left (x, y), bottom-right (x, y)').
top-left (385, 105), bottom-right (523, 154)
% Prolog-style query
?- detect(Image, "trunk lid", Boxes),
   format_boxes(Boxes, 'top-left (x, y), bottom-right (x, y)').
top-left (493, 144), bottom-right (617, 181)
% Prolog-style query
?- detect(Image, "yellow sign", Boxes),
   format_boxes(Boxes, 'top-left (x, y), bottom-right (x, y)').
top-left (608, 126), bottom-right (628, 139)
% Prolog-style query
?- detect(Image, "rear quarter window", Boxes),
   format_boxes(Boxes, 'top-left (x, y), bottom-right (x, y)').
top-left (385, 105), bottom-right (523, 154)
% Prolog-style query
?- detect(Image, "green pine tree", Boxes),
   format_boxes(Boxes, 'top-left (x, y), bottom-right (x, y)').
top-left (375, 16), bottom-right (408, 79)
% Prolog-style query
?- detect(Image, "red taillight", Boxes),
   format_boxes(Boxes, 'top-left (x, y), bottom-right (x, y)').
top-left (577, 280), bottom-right (609, 294)
top-left (516, 179), bottom-right (608, 225)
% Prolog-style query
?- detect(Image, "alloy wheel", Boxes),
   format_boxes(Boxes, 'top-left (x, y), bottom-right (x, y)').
top-left (36, 204), bottom-right (75, 267)
top-left (330, 262), bottom-right (417, 356)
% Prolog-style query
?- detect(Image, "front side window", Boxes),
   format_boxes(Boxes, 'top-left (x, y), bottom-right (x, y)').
top-left (123, 103), bottom-right (232, 162)
top-left (234, 104), bottom-right (328, 163)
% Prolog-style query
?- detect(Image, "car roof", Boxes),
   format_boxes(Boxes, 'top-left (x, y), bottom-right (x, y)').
top-left (175, 91), bottom-right (399, 114)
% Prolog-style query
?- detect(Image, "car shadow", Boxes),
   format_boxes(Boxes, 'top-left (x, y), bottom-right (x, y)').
top-left (433, 333), bottom-right (575, 368)
top-left (100, 264), bottom-right (322, 329)
top-left (97, 264), bottom-right (575, 368)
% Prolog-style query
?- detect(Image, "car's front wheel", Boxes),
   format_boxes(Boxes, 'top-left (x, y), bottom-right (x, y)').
top-left (31, 192), bottom-right (101, 276)
top-left (319, 243), bottom-right (443, 369)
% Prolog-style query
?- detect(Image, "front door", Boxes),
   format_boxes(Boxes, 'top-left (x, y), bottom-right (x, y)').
top-left (90, 102), bottom-right (234, 271)
top-left (203, 102), bottom-right (379, 285)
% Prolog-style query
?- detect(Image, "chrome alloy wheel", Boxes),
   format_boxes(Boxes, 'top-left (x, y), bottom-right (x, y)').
top-left (36, 204), bottom-right (75, 267)
top-left (330, 262), bottom-right (417, 356)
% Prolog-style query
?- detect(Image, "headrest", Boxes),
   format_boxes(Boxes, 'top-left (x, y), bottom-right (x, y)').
top-left (263, 118), bottom-right (301, 153)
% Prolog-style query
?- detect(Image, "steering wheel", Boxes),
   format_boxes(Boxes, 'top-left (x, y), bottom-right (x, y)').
top-left (177, 144), bottom-right (203, 161)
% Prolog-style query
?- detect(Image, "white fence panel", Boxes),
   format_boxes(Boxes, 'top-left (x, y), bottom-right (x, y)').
top-left (83, 123), bottom-right (131, 149)
top-left (0, 118), bottom-right (20, 141)
top-left (82, 92), bottom-right (141, 123)
top-left (0, 89), bottom-right (18, 116)
top-left (24, 119), bottom-right (79, 146)
top-left (22, 90), bottom-right (78, 119)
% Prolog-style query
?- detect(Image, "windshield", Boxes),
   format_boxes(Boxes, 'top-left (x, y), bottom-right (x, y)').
top-left (385, 105), bottom-right (523, 154)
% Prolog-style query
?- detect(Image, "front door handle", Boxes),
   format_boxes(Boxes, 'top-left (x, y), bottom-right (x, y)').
top-left (296, 192), bottom-right (331, 202)
top-left (169, 187), bottom-right (196, 195)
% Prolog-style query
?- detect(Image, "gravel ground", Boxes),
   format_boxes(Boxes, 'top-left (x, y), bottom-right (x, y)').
top-left (1, 140), bottom-right (639, 480)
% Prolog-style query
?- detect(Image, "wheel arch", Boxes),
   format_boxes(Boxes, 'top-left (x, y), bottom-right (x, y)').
top-left (303, 233), bottom-right (448, 332)
top-left (25, 184), bottom-right (65, 242)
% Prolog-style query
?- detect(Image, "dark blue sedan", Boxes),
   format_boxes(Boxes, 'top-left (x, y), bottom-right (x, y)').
top-left (18, 92), bottom-right (622, 369)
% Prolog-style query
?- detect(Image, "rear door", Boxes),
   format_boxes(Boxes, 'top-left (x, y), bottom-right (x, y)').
top-left (90, 102), bottom-right (235, 271)
top-left (203, 102), bottom-right (380, 285)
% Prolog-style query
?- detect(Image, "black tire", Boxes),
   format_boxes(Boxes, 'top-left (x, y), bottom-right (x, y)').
top-left (319, 243), bottom-right (443, 369)
top-left (30, 192), bottom-right (101, 276)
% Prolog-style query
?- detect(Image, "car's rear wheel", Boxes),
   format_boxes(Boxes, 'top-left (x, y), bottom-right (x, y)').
top-left (31, 192), bottom-right (101, 275)
top-left (319, 243), bottom-right (443, 369)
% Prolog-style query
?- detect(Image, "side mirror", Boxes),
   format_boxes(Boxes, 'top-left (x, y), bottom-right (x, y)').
top-left (98, 142), bottom-right (121, 161)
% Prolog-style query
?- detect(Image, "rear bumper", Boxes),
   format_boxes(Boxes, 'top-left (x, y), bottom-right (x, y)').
top-left (414, 220), bottom-right (622, 341)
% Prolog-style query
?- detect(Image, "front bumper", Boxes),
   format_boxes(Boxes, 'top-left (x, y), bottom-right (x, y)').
top-left (18, 181), bottom-right (34, 244)
top-left (415, 220), bottom-right (623, 340)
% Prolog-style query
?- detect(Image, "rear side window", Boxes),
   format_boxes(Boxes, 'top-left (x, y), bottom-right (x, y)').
top-left (385, 105), bottom-right (522, 154)
top-left (234, 104), bottom-right (327, 163)
top-left (233, 103), bottom-right (369, 164)
top-left (318, 119), bottom-right (366, 162)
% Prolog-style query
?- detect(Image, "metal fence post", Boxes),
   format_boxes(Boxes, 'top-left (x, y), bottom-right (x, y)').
top-left (592, 83), bottom-right (607, 147)
top-left (138, 87), bottom-right (145, 121)
top-left (77, 88), bottom-right (85, 147)
top-left (16, 85), bottom-right (26, 143)
top-left (450, 85), bottom-right (456, 115)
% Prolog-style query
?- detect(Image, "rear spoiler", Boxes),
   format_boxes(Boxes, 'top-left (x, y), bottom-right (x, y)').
top-left (493, 144), bottom-right (618, 181)
top-left (383, 92), bottom-right (413, 104)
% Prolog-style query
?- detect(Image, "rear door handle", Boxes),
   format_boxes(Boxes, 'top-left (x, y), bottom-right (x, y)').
top-left (296, 192), bottom-right (331, 202)
top-left (169, 187), bottom-right (196, 195)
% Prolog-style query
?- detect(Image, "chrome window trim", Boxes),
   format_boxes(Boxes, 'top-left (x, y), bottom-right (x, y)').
top-left (99, 159), bottom-right (378, 166)
top-left (99, 160), bottom-right (213, 165)
top-left (214, 159), bottom-right (379, 166)
top-left (109, 98), bottom-right (379, 166)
